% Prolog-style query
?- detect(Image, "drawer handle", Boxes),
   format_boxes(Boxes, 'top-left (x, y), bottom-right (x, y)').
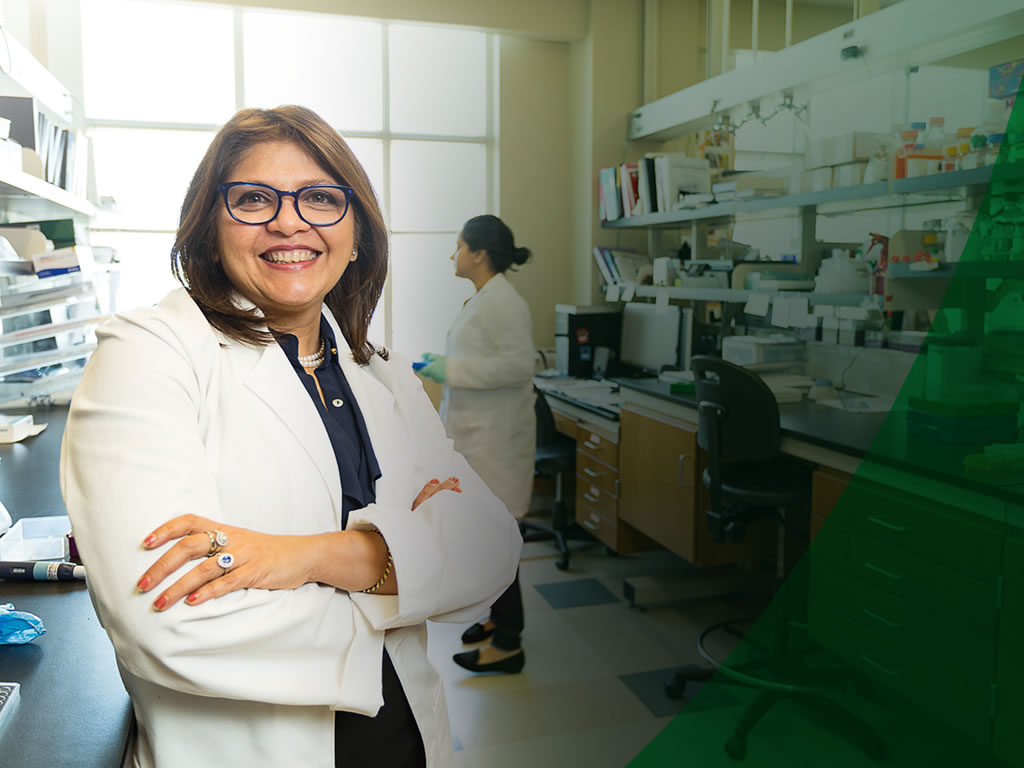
top-left (864, 562), bottom-right (904, 580)
top-left (863, 608), bottom-right (903, 629)
top-left (583, 492), bottom-right (600, 503)
top-left (583, 440), bottom-right (600, 451)
top-left (678, 454), bottom-right (690, 487)
top-left (861, 653), bottom-right (901, 677)
top-left (583, 467), bottom-right (601, 478)
top-left (582, 519), bottom-right (598, 531)
top-left (867, 516), bottom-right (907, 533)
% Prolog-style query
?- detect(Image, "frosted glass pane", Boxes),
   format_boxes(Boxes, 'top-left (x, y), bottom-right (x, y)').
top-left (343, 137), bottom-right (384, 215)
top-left (244, 11), bottom-right (383, 132)
top-left (91, 128), bottom-right (216, 231)
top-left (390, 233), bottom-right (472, 361)
top-left (82, 0), bottom-right (234, 123)
top-left (389, 26), bottom-right (486, 136)
top-left (88, 231), bottom-right (179, 312)
top-left (389, 141), bottom-right (486, 232)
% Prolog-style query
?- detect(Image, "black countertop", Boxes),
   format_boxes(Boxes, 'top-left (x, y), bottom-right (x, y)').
top-left (0, 407), bottom-right (131, 768)
top-left (613, 377), bottom-right (1024, 507)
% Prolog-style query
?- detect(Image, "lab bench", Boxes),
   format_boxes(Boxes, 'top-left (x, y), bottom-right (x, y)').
top-left (0, 407), bottom-right (132, 768)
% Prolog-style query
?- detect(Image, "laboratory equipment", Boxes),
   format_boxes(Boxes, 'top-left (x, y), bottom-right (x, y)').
top-left (554, 304), bottom-right (621, 378)
top-left (619, 302), bottom-right (693, 375)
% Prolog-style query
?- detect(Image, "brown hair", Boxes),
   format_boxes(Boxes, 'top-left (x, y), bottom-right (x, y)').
top-left (172, 105), bottom-right (388, 365)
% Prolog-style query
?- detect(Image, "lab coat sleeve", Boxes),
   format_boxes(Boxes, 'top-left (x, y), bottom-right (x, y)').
top-left (444, 290), bottom-right (535, 390)
top-left (60, 308), bottom-right (377, 709)
top-left (347, 351), bottom-right (522, 628)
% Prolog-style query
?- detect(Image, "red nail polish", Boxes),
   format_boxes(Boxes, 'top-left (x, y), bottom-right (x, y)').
top-left (137, 576), bottom-right (150, 591)
top-left (429, 479), bottom-right (439, 484)
top-left (185, 593), bottom-right (199, 604)
top-left (143, 535), bottom-right (156, 547)
top-left (154, 595), bottom-right (168, 611)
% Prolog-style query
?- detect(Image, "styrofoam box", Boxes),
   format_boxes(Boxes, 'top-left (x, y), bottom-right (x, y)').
top-left (722, 335), bottom-right (805, 366)
top-left (0, 413), bottom-right (33, 443)
top-left (801, 167), bottom-right (833, 193)
top-left (806, 132), bottom-right (889, 170)
top-left (833, 162), bottom-right (867, 188)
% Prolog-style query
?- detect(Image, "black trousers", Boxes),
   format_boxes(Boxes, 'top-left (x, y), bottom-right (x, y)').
top-left (490, 568), bottom-right (524, 651)
top-left (334, 651), bottom-right (426, 767)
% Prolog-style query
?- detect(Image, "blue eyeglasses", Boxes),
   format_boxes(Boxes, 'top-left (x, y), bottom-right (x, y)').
top-left (218, 182), bottom-right (354, 227)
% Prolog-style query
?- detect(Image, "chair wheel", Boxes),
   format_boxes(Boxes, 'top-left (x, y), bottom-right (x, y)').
top-left (556, 554), bottom-right (569, 571)
top-left (725, 735), bottom-right (747, 761)
top-left (664, 676), bottom-right (685, 700)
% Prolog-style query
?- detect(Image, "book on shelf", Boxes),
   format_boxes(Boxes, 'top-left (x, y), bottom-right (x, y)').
top-left (712, 173), bottom-right (788, 195)
top-left (592, 246), bottom-right (616, 285)
top-left (637, 156), bottom-right (659, 215)
top-left (599, 166), bottom-right (622, 221)
top-left (618, 162), bottom-right (640, 218)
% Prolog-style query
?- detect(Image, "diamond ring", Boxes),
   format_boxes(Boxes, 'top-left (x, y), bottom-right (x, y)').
top-left (205, 530), bottom-right (229, 557)
top-left (216, 552), bottom-right (235, 571)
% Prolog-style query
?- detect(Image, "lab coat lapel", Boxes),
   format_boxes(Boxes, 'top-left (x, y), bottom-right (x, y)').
top-left (243, 341), bottom-right (342, 521)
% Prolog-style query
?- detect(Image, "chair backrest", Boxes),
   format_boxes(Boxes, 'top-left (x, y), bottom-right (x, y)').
top-left (534, 384), bottom-right (559, 448)
top-left (691, 355), bottom-right (781, 463)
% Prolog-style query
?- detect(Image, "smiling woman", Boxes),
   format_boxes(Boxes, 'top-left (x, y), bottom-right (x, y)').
top-left (60, 105), bottom-right (522, 768)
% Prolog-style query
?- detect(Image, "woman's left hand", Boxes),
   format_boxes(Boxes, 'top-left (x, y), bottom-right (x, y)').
top-left (136, 515), bottom-right (318, 612)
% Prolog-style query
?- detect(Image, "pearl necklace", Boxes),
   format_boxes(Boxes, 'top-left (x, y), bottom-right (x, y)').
top-left (297, 338), bottom-right (326, 368)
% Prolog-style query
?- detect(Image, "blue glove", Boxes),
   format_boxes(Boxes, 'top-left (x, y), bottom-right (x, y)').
top-left (419, 354), bottom-right (448, 383)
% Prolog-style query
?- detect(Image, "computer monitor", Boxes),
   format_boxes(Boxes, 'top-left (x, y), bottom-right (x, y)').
top-left (618, 302), bottom-right (693, 375)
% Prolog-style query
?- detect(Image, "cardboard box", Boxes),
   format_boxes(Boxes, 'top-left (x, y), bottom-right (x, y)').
top-left (32, 245), bottom-right (94, 278)
top-left (806, 132), bottom-right (889, 169)
top-left (800, 167), bottom-right (833, 193)
top-left (0, 413), bottom-right (34, 443)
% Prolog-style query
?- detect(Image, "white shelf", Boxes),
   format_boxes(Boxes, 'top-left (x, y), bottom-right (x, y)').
top-left (0, 344), bottom-right (96, 378)
top-left (0, 284), bottom-right (97, 320)
top-left (610, 283), bottom-right (870, 306)
top-left (0, 315), bottom-right (107, 349)
top-left (601, 167), bottom-right (1011, 230)
top-left (0, 165), bottom-right (97, 221)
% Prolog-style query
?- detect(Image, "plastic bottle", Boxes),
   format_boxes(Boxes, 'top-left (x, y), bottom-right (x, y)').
top-left (955, 127), bottom-right (974, 170)
top-left (965, 134), bottom-right (988, 170)
top-left (910, 122), bottom-right (927, 149)
top-left (942, 143), bottom-right (958, 173)
top-left (894, 129), bottom-right (918, 179)
top-left (986, 133), bottom-right (1006, 166)
top-left (922, 117), bottom-right (948, 152)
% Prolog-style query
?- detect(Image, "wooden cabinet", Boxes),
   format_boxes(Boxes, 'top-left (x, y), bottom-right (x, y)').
top-left (573, 418), bottom-right (655, 553)
top-left (617, 404), bottom-right (759, 567)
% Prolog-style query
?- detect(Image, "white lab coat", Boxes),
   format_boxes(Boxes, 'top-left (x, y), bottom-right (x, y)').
top-left (440, 272), bottom-right (536, 519)
top-left (60, 288), bottom-right (521, 768)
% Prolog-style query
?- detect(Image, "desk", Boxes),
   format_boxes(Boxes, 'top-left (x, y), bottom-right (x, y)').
top-left (0, 407), bottom-right (131, 768)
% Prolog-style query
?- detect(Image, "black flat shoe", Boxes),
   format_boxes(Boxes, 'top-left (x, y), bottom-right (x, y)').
top-left (460, 622), bottom-right (495, 644)
top-left (452, 649), bottom-right (525, 674)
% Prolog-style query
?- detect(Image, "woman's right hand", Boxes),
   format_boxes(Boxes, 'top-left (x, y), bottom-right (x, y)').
top-left (412, 476), bottom-right (460, 510)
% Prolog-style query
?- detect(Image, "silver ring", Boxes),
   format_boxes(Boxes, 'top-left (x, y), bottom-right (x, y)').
top-left (216, 552), bottom-right (235, 571)
top-left (205, 530), bottom-right (228, 557)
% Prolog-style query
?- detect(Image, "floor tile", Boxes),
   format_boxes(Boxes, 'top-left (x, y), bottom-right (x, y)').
top-left (533, 577), bottom-right (620, 609)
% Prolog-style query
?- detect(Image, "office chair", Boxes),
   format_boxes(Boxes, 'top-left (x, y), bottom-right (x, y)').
top-left (519, 384), bottom-right (588, 571)
top-left (665, 356), bottom-right (883, 761)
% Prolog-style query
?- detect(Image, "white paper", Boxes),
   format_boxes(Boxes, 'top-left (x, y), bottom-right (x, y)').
top-left (744, 292), bottom-right (771, 316)
top-left (0, 515), bottom-right (70, 561)
top-left (655, 290), bottom-right (669, 311)
top-left (771, 297), bottom-right (791, 327)
top-left (621, 282), bottom-right (636, 301)
top-left (605, 284), bottom-right (621, 302)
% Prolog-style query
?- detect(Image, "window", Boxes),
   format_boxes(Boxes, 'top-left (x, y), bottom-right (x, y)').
top-left (81, 1), bottom-right (496, 359)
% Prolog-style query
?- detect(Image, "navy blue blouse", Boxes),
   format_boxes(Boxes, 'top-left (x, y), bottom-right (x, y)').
top-left (276, 316), bottom-right (382, 528)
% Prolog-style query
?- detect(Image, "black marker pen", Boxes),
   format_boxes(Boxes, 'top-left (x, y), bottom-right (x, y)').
top-left (0, 561), bottom-right (86, 582)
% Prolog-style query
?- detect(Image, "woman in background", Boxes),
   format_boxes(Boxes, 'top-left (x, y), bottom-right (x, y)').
top-left (420, 214), bottom-right (536, 674)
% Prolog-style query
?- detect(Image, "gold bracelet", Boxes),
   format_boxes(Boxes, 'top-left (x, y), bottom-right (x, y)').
top-left (361, 533), bottom-right (392, 594)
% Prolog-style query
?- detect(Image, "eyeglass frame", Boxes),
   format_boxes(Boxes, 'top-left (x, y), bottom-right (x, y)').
top-left (217, 181), bottom-right (355, 227)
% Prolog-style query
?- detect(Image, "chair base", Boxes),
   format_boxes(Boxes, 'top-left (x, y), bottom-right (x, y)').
top-left (519, 501), bottom-right (592, 571)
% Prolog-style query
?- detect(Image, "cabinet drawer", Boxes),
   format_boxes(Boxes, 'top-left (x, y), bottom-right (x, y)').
top-left (809, 598), bottom-right (992, 746)
top-left (576, 424), bottom-right (617, 466)
top-left (576, 504), bottom-right (617, 549)
top-left (831, 478), bottom-right (1002, 583)
top-left (577, 475), bottom-right (617, 521)
top-left (810, 557), bottom-right (995, 691)
top-left (813, 518), bottom-right (998, 639)
top-left (577, 452), bottom-right (618, 497)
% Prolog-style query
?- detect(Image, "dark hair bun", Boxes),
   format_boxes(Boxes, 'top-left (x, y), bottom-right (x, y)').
top-left (512, 246), bottom-right (532, 266)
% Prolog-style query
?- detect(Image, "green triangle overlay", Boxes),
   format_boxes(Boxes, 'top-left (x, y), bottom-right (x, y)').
top-left (630, 87), bottom-right (1024, 767)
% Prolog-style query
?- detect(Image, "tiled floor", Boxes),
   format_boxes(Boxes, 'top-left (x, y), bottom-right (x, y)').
top-left (426, 519), bottom-right (764, 768)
